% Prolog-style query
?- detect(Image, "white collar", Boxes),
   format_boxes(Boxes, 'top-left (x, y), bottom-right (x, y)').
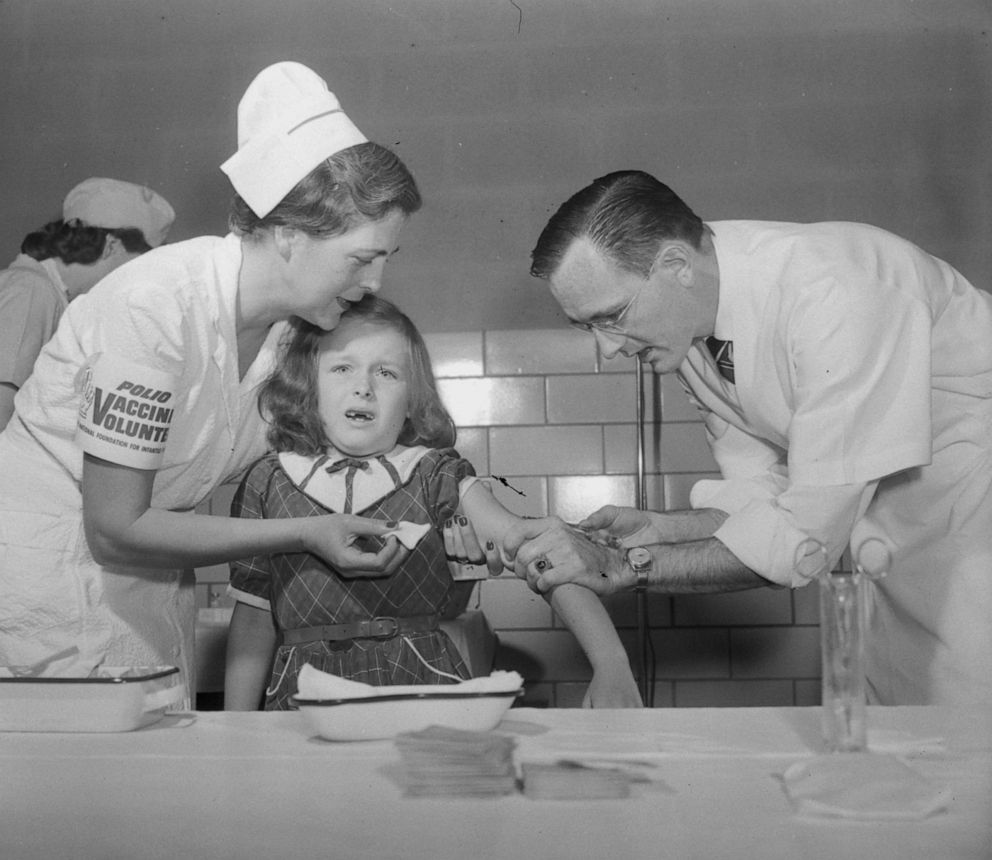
top-left (39, 257), bottom-right (70, 301)
top-left (278, 445), bottom-right (431, 513)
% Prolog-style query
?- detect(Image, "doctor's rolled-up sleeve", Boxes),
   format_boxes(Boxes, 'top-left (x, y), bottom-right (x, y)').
top-left (689, 408), bottom-right (878, 585)
top-left (707, 479), bottom-right (878, 587)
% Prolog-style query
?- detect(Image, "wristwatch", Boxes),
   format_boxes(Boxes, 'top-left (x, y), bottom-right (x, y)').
top-left (626, 546), bottom-right (653, 592)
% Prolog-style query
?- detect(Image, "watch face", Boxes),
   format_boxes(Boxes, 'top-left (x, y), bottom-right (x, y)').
top-left (627, 547), bottom-right (652, 569)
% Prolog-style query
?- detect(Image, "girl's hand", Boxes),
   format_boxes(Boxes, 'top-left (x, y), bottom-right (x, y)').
top-left (582, 668), bottom-right (644, 709)
top-left (300, 515), bottom-right (408, 577)
top-left (443, 516), bottom-right (505, 578)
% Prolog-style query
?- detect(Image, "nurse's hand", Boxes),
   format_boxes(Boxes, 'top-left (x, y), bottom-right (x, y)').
top-left (301, 515), bottom-right (408, 577)
top-left (503, 516), bottom-right (626, 595)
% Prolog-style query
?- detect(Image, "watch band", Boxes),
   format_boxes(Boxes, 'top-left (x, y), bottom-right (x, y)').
top-left (626, 546), bottom-right (652, 592)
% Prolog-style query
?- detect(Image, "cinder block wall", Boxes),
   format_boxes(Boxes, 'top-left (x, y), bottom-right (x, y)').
top-left (195, 329), bottom-right (823, 707)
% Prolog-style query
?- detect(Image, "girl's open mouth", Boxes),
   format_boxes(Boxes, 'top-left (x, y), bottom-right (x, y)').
top-left (345, 409), bottom-right (374, 422)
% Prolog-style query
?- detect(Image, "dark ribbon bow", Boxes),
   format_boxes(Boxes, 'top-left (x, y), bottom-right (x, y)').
top-left (324, 457), bottom-right (373, 514)
top-left (322, 455), bottom-right (402, 514)
top-left (324, 456), bottom-right (373, 476)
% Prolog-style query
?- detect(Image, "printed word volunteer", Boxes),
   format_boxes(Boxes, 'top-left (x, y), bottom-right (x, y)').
top-left (88, 381), bottom-right (174, 441)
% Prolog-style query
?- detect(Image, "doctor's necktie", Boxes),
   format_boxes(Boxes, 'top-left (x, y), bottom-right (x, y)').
top-left (706, 336), bottom-right (735, 384)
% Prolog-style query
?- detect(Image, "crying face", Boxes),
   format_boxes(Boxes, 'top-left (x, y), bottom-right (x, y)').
top-left (316, 320), bottom-right (411, 457)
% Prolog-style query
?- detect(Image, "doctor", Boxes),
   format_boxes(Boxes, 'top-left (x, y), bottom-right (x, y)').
top-left (0, 177), bottom-right (175, 431)
top-left (0, 62), bottom-right (422, 705)
top-left (506, 170), bottom-right (992, 707)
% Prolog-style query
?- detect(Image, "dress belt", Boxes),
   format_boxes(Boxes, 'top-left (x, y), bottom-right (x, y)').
top-left (278, 614), bottom-right (440, 646)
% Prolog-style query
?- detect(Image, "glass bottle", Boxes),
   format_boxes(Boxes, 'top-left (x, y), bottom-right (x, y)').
top-left (795, 537), bottom-right (889, 753)
top-left (819, 568), bottom-right (868, 752)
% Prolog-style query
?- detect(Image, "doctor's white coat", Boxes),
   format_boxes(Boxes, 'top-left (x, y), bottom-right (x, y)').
top-left (682, 221), bottom-right (992, 706)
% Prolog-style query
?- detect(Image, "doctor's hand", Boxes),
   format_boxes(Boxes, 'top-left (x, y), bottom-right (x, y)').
top-left (580, 505), bottom-right (729, 546)
top-left (503, 516), bottom-right (627, 595)
top-left (301, 514), bottom-right (408, 577)
top-left (579, 505), bottom-right (663, 548)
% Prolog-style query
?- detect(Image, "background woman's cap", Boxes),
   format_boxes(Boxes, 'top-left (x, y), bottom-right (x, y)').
top-left (62, 178), bottom-right (175, 247)
top-left (220, 61), bottom-right (368, 218)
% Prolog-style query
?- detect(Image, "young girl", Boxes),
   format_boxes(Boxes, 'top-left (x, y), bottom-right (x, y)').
top-left (225, 295), bottom-right (641, 710)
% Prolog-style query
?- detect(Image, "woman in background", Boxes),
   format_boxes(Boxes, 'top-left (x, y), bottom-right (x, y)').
top-left (0, 62), bottom-right (422, 706)
top-left (0, 177), bottom-right (174, 430)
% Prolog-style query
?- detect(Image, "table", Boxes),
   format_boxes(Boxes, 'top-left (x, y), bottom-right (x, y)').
top-left (1, 706), bottom-right (989, 860)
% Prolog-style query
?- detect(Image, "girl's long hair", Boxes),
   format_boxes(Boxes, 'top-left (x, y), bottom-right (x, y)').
top-left (260, 295), bottom-right (456, 456)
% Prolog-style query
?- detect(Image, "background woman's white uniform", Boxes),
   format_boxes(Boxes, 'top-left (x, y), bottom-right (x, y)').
top-left (0, 235), bottom-right (285, 705)
top-left (0, 255), bottom-right (70, 390)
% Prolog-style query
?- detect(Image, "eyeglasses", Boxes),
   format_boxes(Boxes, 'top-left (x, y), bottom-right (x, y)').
top-left (568, 285), bottom-right (641, 336)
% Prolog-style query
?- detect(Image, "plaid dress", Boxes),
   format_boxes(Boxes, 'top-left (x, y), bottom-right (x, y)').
top-left (230, 446), bottom-right (475, 710)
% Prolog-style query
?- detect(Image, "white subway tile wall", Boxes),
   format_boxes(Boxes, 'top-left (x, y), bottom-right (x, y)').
top-left (195, 329), bottom-right (823, 707)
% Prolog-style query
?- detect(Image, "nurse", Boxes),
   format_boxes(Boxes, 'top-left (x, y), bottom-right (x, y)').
top-left (0, 177), bottom-right (174, 431)
top-left (507, 170), bottom-right (992, 707)
top-left (0, 62), bottom-right (421, 705)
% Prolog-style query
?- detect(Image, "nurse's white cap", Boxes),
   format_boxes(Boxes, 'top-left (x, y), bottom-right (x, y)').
top-left (220, 62), bottom-right (368, 218)
top-left (62, 178), bottom-right (175, 247)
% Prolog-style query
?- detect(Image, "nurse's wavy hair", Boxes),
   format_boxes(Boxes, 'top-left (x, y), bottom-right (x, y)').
top-left (259, 295), bottom-right (456, 456)
top-left (530, 170), bottom-right (705, 280)
top-left (20, 219), bottom-right (152, 264)
top-left (229, 142), bottom-right (422, 238)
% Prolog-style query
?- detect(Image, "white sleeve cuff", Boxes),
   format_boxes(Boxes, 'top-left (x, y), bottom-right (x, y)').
top-left (713, 500), bottom-right (816, 587)
top-left (226, 584), bottom-right (271, 612)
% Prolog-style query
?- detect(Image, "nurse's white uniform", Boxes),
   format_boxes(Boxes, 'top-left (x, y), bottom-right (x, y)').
top-left (682, 221), bottom-right (992, 706)
top-left (0, 235), bottom-right (285, 706)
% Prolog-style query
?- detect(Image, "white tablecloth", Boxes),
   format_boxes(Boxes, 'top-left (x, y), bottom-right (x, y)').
top-left (1, 706), bottom-right (989, 859)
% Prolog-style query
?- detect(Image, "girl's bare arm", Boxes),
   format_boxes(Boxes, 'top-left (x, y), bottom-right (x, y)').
top-left (457, 481), bottom-right (641, 707)
top-left (224, 601), bottom-right (277, 711)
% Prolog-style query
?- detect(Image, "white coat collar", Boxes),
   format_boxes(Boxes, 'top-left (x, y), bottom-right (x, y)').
top-left (708, 222), bottom-right (738, 343)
